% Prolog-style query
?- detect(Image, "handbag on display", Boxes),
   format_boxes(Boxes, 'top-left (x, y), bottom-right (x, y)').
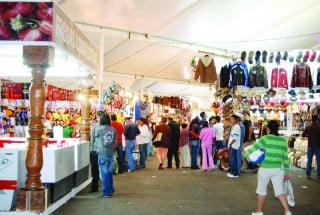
top-left (283, 179), bottom-right (295, 207)
top-left (152, 132), bottom-right (163, 147)
top-left (245, 145), bottom-right (266, 165)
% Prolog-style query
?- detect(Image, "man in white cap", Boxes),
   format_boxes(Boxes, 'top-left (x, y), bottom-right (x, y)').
top-left (227, 112), bottom-right (243, 178)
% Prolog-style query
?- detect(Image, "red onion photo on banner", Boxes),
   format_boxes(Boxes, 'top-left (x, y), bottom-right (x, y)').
top-left (0, 1), bottom-right (53, 41)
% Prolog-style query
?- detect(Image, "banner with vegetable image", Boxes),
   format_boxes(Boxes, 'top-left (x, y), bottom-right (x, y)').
top-left (0, 1), bottom-right (53, 41)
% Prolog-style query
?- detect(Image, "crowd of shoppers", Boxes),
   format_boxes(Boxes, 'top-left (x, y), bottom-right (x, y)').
top-left (88, 110), bottom-right (294, 215)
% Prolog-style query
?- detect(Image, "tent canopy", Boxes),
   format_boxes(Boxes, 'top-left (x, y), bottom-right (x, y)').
top-left (3, 0), bottom-right (320, 98)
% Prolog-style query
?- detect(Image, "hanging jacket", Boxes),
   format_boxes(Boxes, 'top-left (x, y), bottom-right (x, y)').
top-left (194, 56), bottom-right (218, 83)
top-left (316, 67), bottom-right (320, 86)
top-left (220, 64), bottom-right (232, 88)
top-left (291, 63), bottom-right (313, 88)
top-left (230, 62), bottom-right (249, 87)
top-left (249, 64), bottom-right (268, 88)
top-left (271, 67), bottom-right (288, 89)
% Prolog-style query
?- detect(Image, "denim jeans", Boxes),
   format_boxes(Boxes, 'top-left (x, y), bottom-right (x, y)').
top-left (190, 139), bottom-right (200, 168)
top-left (148, 141), bottom-right (154, 156)
top-left (98, 155), bottom-right (114, 196)
top-left (116, 143), bottom-right (124, 173)
top-left (139, 143), bottom-right (148, 168)
top-left (229, 147), bottom-right (240, 176)
top-left (126, 139), bottom-right (136, 171)
top-left (237, 146), bottom-right (243, 172)
top-left (215, 140), bottom-right (225, 151)
top-left (213, 140), bottom-right (225, 165)
top-left (90, 151), bottom-right (99, 191)
top-left (306, 147), bottom-right (320, 176)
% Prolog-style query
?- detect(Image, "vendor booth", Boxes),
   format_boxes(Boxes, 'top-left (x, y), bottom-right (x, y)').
top-left (0, 1), bottom-right (98, 214)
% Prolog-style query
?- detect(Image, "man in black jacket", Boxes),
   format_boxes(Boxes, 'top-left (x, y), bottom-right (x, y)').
top-left (167, 117), bottom-right (180, 169)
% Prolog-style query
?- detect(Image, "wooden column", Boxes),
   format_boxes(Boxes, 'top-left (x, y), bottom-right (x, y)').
top-left (16, 46), bottom-right (54, 212)
top-left (79, 85), bottom-right (92, 143)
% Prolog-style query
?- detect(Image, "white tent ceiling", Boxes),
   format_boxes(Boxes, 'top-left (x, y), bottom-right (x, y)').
top-left (2, 0), bottom-right (320, 99)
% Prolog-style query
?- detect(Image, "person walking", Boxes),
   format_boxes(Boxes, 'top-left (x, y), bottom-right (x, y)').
top-left (198, 111), bottom-right (208, 165)
top-left (167, 117), bottom-right (180, 169)
top-left (96, 114), bottom-right (118, 198)
top-left (146, 115), bottom-right (154, 156)
top-left (89, 110), bottom-right (105, 193)
top-left (123, 115), bottom-right (140, 172)
top-left (189, 116), bottom-right (201, 169)
top-left (212, 115), bottom-right (225, 165)
top-left (199, 121), bottom-right (216, 171)
top-left (302, 115), bottom-right (320, 180)
top-left (179, 122), bottom-right (191, 168)
top-left (136, 117), bottom-right (149, 168)
top-left (152, 116), bottom-right (171, 170)
top-left (227, 112), bottom-right (243, 178)
top-left (241, 112), bottom-right (257, 172)
top-left (245, 120), bottom-right (292, 215)
top-left (110, 113), bottom-right (125, 174)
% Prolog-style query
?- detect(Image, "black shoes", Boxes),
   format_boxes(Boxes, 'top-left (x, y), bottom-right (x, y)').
top-left (191, 166), bottom-right (200, 170)
top-left (158, 163), bottom-right (164, 170)
top-left (89, 189), bottom-right (98, 193)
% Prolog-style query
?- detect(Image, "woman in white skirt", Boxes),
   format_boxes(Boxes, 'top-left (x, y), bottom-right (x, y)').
top-left (179, 123), bottom-right (191, 168)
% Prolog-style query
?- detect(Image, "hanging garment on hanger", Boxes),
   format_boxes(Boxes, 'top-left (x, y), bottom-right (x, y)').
top-left (230, 61), bottom-right (249, 87)
top-left (249, 63), bottom-right (268, 88)
top-left (316, 67), bottom-right (320, 86)
top-left (194, 55), bottom-right (218, 83)
top-left (291, 63), bottom-right (313, 88)
top-left (271, 67), bottom-right (288, 89)
top-left (219, 63), bottom-right (232, 88)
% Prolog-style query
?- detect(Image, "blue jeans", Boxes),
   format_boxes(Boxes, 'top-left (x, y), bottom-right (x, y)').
top-left (116, 143), bottom-right (124, 173)
top-left (190, 139), bottom-right (200, 168)
top-left (237, 147), bottom-right (243, 172)
top-left (98, 155), bottom-right (114, 196)
top-left (306, 147), bottom-right (320, 176)
top-left (229, 147), bottom-right (241, 176)
top-left (139, 143), bottom-right (148, 168)
top-left (213, 140), bottom-right (225, 164)
top-left (126, 139), bottom-right (136, 171)
top-left (215, 140), bottom-right (225, 151)
top-left (148, 141), bottom-right (154, 156)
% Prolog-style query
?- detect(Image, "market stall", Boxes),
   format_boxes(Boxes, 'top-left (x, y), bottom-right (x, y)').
top-left (0, 1), bottom-right (98, 213)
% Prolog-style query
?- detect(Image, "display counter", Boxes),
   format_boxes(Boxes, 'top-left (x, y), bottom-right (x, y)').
top-left (0, 148), bottom-right (27, 211)
top-left (0, 138), bottom-right (90, 211)
top-left (68, 139), bottom-right (90, 187)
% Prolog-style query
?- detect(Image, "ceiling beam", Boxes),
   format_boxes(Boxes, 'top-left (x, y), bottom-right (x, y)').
top-left (75, 21), bottom-right (235, 58)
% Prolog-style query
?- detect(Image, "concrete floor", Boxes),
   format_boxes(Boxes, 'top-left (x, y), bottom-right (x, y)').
top-left (52, 156), bottom-right (320, 215)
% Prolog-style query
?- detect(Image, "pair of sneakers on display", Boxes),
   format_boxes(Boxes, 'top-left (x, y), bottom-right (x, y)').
top-left (252, 212), bottom-right (292, 215)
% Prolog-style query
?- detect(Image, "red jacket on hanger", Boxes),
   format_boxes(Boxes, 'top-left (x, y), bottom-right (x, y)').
top-left (291, 63), bottom-right (313, 88)
top-left (271, 67), bottom-right (288, 89)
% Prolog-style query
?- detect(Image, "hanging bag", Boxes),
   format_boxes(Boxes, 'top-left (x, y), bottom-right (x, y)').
top-left (283, 179), bottom-right (295, 207)
top-left (245, 144), bottom-right (266, 165)
top-left (152, 132), bottom-right (163, 147)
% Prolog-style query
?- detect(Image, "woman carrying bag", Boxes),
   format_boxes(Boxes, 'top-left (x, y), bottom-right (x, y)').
top-left (245, 120), bottom-right (292, 215)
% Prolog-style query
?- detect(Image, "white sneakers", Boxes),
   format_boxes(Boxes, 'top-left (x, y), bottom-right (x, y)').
top-left (227, 173), bottom-right (239, 178)
top-left (285, 211), bottom-right (292, 215)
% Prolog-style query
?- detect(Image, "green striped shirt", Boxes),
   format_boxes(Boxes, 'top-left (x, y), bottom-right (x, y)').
top-left (245, 134), bottom-right (290, 174)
